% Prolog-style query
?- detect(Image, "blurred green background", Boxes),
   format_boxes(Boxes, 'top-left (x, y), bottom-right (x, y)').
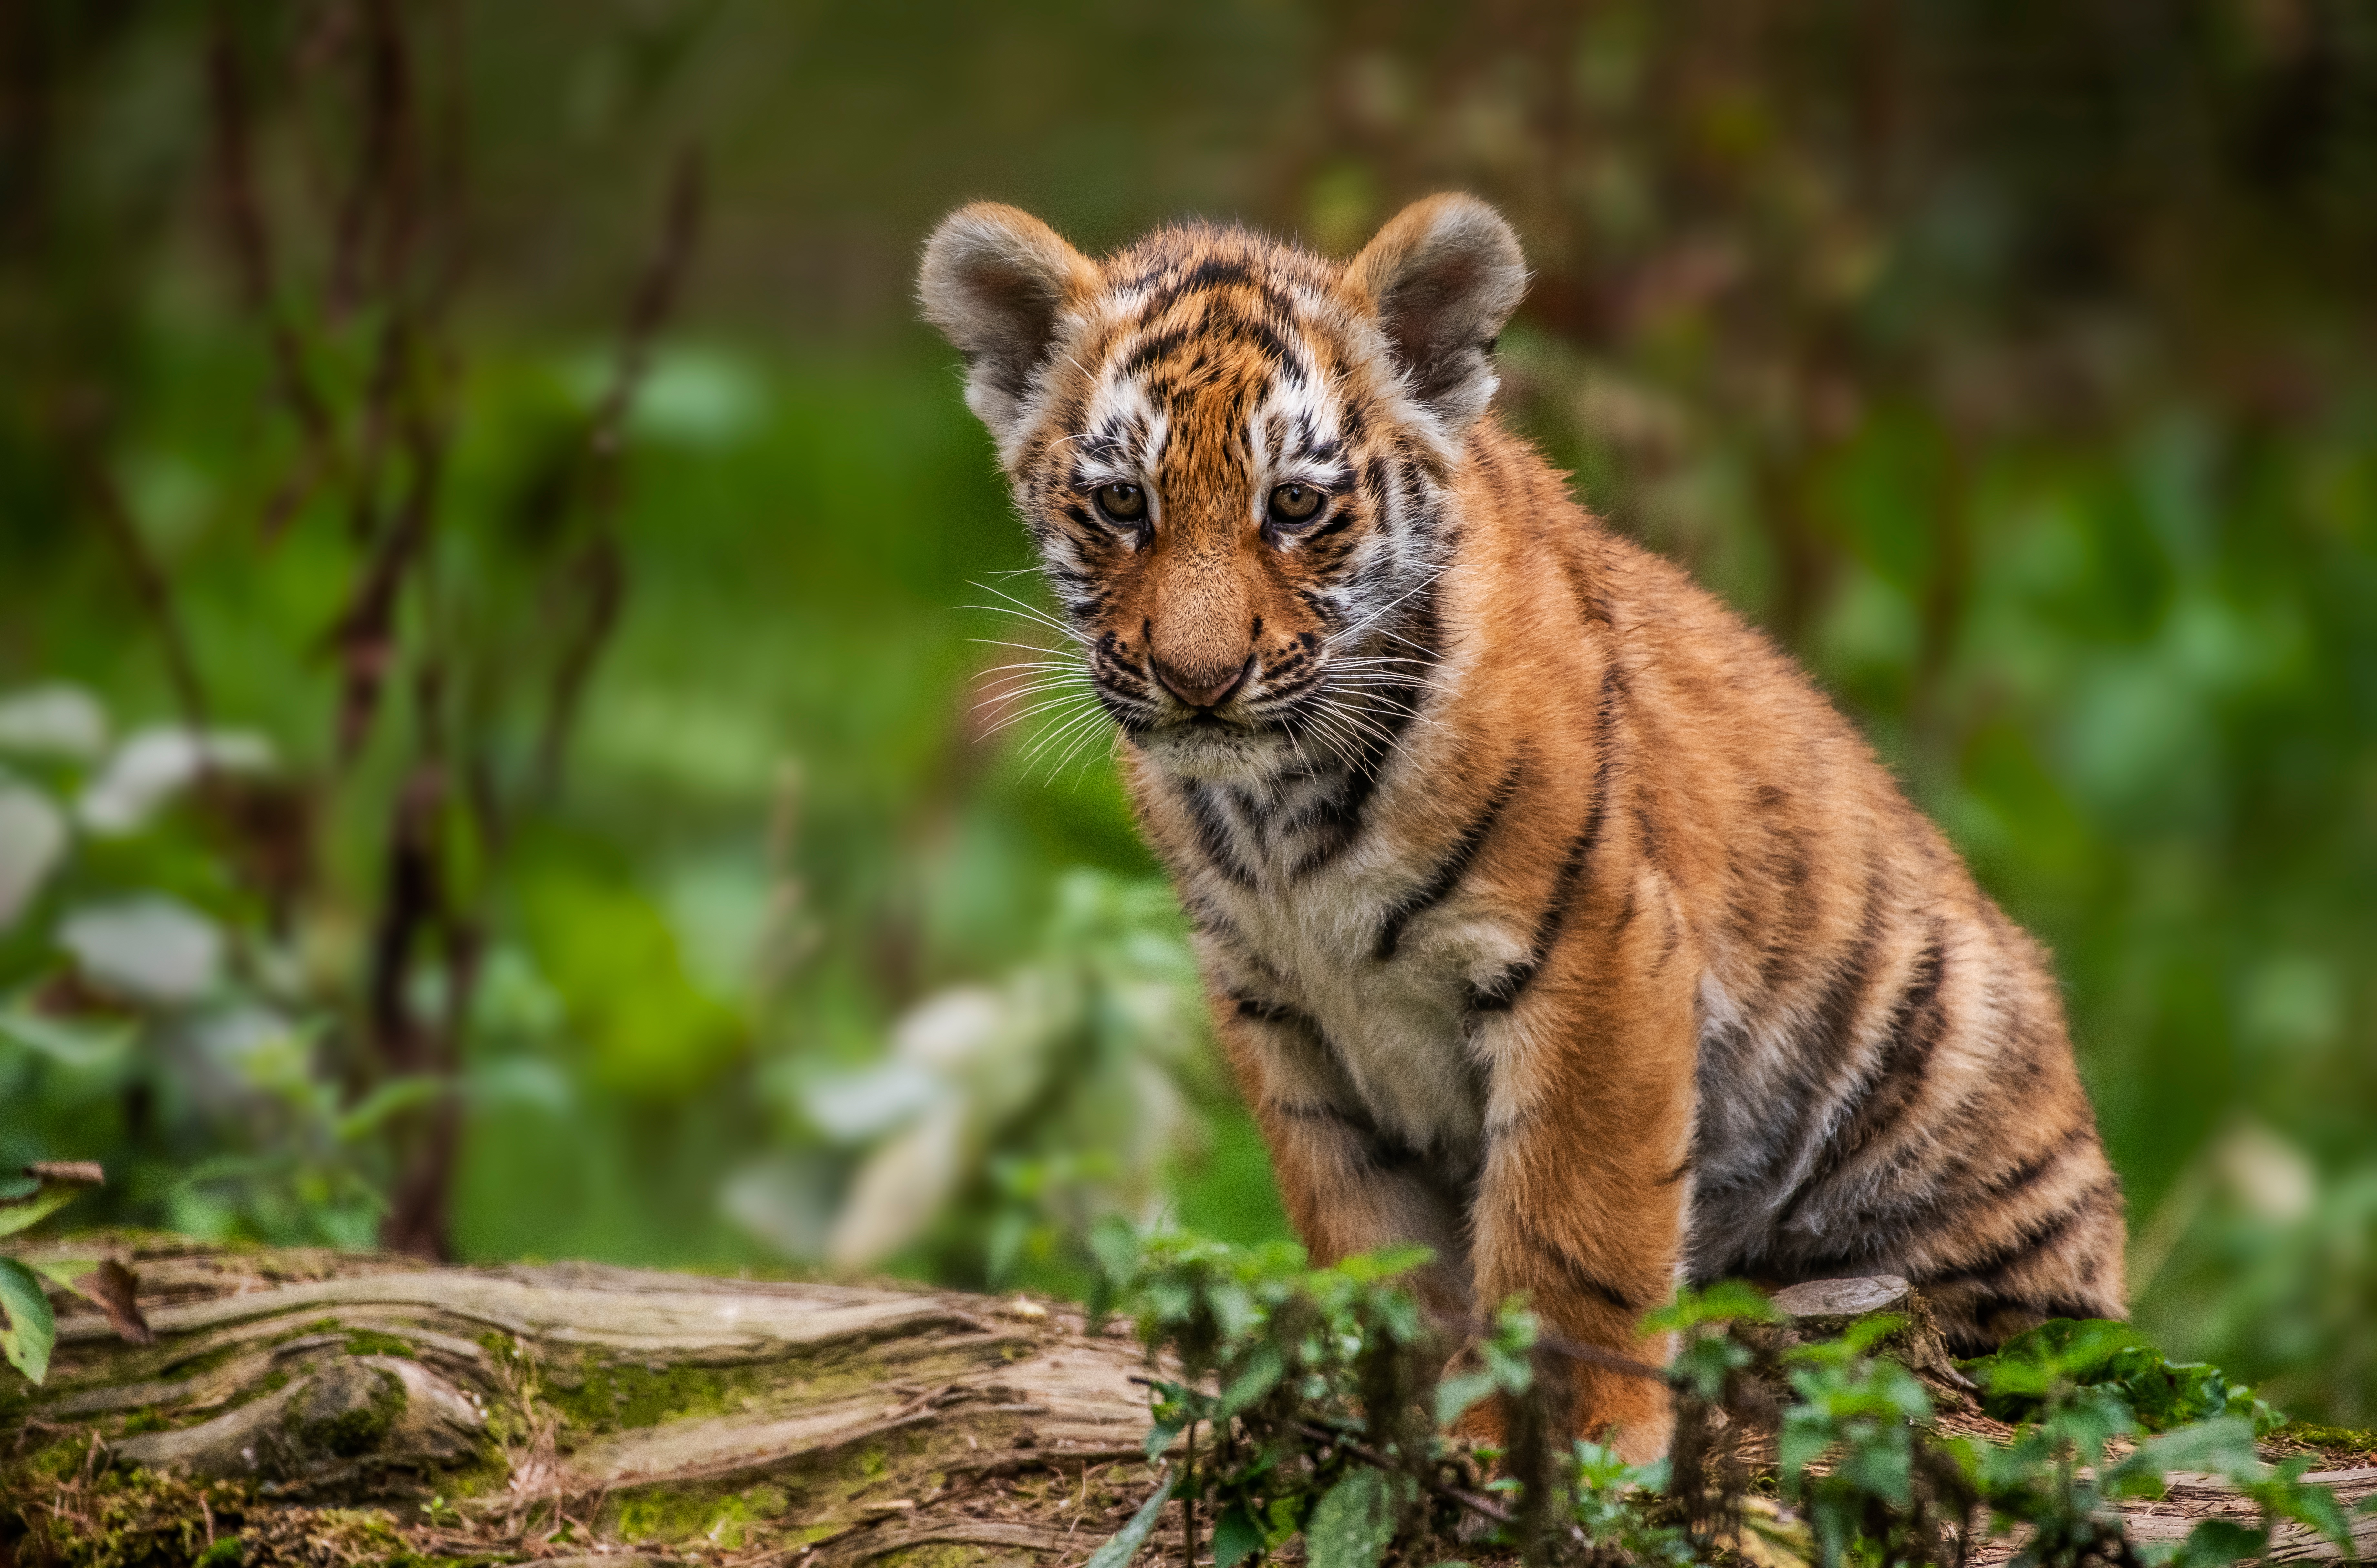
top-left (2, 2), bottom-right (2372, 1421)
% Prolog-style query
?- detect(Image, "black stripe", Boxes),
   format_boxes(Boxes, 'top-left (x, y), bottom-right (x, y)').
top-left (1121, 328), bottom-right (1190, 376)
top-left (1513, 1218), bottom-right (1640, 1313)
top-left (1945, 1295), bottom-right (2109, 1354)
top-left (1787, 1122), bottom-right (2096, 1277)
top-left (1916, 1179), bottom-right (2115, 1291)
top-left (1289, 570), bottom-right (1445, 877)
top-left (1232, 992), bottom-right (1315, 1031)
top-left (1753, 874), bottom-right (1887, 1189)
top-left (1465, 665), bottom-right (1621, 1012)
top-left (1466, 815), bottom-right (1599, 1012)
top-left (1375, 763), bottom-right (1523, 961)
top-left (1277, 1099), bottom-right (1435, 1179)
top-left (1183, 783), bottom-right (1256, 888)
top-left (1770, 932), bottom-right (1950, 1231)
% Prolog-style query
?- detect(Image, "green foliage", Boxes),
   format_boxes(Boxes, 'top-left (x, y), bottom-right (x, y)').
top-left (1965, 1319), bottom-right (2281, 1436)
top-left (1777, 1319), bottom-right (1964, 1568)
top-left (1649, 1281), bottom-right (1781, 1403)
top-left (812, 869), bottom-right (1216, 1291)
top-left (0, 1163), bottom-right (103, 1383)
top-left (1092, 1234), bottom-right (2357, 1568)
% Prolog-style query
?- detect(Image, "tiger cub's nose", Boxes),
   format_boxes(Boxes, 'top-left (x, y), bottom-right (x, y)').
top-left (1152, 654), bottom-right (1253, 711)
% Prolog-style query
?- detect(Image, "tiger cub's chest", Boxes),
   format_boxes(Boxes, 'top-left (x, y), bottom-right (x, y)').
top-left (1198, 813), bottom-right (1534, 1158)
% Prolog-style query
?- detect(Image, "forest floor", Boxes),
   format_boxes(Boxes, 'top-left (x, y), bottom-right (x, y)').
top-left (2, 1235), bottom-right (2372, 1568)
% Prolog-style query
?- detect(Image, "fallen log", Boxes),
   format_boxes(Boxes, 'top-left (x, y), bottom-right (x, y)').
top-left (2, 1235), bottom-right (1167, 1563)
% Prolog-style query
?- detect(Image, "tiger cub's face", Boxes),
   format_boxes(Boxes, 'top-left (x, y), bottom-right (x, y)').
top-left (920, 197), bottom-right (1528, 783)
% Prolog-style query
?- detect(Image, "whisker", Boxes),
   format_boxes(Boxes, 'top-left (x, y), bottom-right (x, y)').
top-left (979, 682), bottom-right (1100, 723)
top-left (1021, 702), bottom-right (1113, 762)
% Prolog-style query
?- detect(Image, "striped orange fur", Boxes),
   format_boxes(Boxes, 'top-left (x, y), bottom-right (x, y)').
top-left (919, 195), bottom-right (2127, 1459)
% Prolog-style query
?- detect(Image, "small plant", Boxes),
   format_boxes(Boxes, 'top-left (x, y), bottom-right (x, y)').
top-left (1089, 1226), bottom-right (2361, 1568)
top-left (1103, 1226), bottom-right (1540, 1568)
top-left (1776, 1315), bottom-right (1974, 1568)
top-left (0, 1161), bottom-right (113, 1384)
top-left (1963, 1319), bottom-right (2279, 1435)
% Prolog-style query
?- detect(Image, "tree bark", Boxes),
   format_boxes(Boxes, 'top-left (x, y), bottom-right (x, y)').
top-left (3, 1235), bottom-right (1166, 1564)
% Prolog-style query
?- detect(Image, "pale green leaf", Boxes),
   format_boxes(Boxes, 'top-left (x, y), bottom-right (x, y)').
top-left (0, 1182), bottom-right (83, 1240)
top-left (1084, 1471), bottom-right (1177, 1568)
top-left (0, 1257), bottom-right (57, 1383)
top-left (1306, 1467), bottom-right (1402, 1568)
top-left (1434, 1369), bottom-right (1500, 1428)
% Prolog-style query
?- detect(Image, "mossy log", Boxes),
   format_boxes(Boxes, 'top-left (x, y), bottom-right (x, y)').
top-left (2, 1240), bottom-right (2372, 1568)
top-left (2, 1236), bottom-right (1166, 1564)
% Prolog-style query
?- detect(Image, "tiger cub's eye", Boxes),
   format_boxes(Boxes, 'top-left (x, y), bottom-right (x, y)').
top-left (1269, 483), bottom-right (1324, 524)
top-left (1095, 483), bottom-right (1147, 523)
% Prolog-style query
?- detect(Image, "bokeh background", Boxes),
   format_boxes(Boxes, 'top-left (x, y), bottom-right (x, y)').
top-left (2, 2), bottom-right (2372, 1421)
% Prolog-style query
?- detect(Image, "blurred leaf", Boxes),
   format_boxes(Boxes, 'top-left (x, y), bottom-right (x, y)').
top-left (336, 1075), bottom-right (446, 1144)
top-left (0, 1003), bottom-right (135, 1071)
top-left (30, 1256), bottom-right (153, 1345)
top-left (0, 783), bottom-right (69, 930)
top-left (0, 685), bottom-right (109, 761)
top-left (55, 896), bottom-right (223, 1006)
top-left (76, 727), bottom-right (272, 836)
top-left (1305, 1466), bottom-right (1402, 1568)
top-left (0, 1163), bottom-right (98, 1238)
top-left (1083, 1471), bottom-right (1177, 1568)
top-left (0, 1257), bottom-right (57, 1383)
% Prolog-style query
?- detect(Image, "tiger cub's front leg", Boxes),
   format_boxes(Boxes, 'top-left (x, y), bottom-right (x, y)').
top-left (1213, 997), bottom-right (1478, 1324)
top-left (1468, 878), bottom-right (1701, 1463)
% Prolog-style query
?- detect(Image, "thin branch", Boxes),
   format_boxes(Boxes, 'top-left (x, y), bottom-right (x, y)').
top-left (75, 447), bottom-right (212, 737)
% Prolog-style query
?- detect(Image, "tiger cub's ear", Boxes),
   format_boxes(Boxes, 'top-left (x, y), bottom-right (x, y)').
top-left (919, 203), bottom-right (1101, 451)
top-left (1344, 194), bottom-right (1529, 437)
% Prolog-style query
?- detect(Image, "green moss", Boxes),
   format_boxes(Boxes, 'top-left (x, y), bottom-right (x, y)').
top-left (610, 1479), bottom-right (794, 1546)
top-left (0, 1463), bottom-right (254, 1568)
top-left (883, 1545), bottom-right (1029, 1568)
top-left (341, 1330), bottom-right (420, 1359)
top-left (276, 1360), bottom-right (406, 1460)
top-left (2273, 1419), bottom-right (2377, 1455)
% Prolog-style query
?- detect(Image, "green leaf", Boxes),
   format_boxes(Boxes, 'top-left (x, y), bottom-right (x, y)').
top-left (1089, 1214), bottom-right (1141, 1286)
top-left (1084, 1471), bottom-right (1178, 1568)
top-left (1218, 1342), bottom-right (1284, 1419)
top-left (1435, 1368), bottom-right (1500, 1428)
top-left (24, 1255), bottom-right (104, 1292)
top-left (1211, 1503), bottom-right (1264, 1568)
top-left (2118, 1415), bottom-right (2261, 1495)
top-left (1645, 1280), bottom-right (1780, 1334)
top-left (0, 1256), bottom-right (57, 1383)
top-left (2172, 1518), bottom-right (2264, 1568)
top-left (1146, 1407), bottom-right (1191, 1462)
top-left (1334, 1245), bottom-right (1433, 1285)
top-left (0, 1179), bottom-right (85, 1240)
top-left (335, 1074), bottom-right (445, 1143)
top-left (1305, 1467), bottom-right (1401, 1568)
top-left (0, 1003), bottom-right (136, 1070)
top-left (2255, 1462), bottom-right (2354, 1548)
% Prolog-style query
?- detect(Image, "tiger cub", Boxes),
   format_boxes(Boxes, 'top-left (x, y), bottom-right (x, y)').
top-left (919, 194), bottom-right (2126, 1457)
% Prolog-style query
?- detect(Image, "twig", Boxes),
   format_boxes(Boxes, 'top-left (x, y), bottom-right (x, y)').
top-left (1436, 1309), bottom-right (1673, 1385)
top-left (1126, 1376), bottom-right (1517, 1528)
top-left (1292, 1420), bottom-right (1516, 1526)
top-left (1182, 1414), bottom-right (1199, 1568)
top-left (75, 449), bottom-right (212, 737)
top-left (944, 1445), bottom-right (1149, 1479)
